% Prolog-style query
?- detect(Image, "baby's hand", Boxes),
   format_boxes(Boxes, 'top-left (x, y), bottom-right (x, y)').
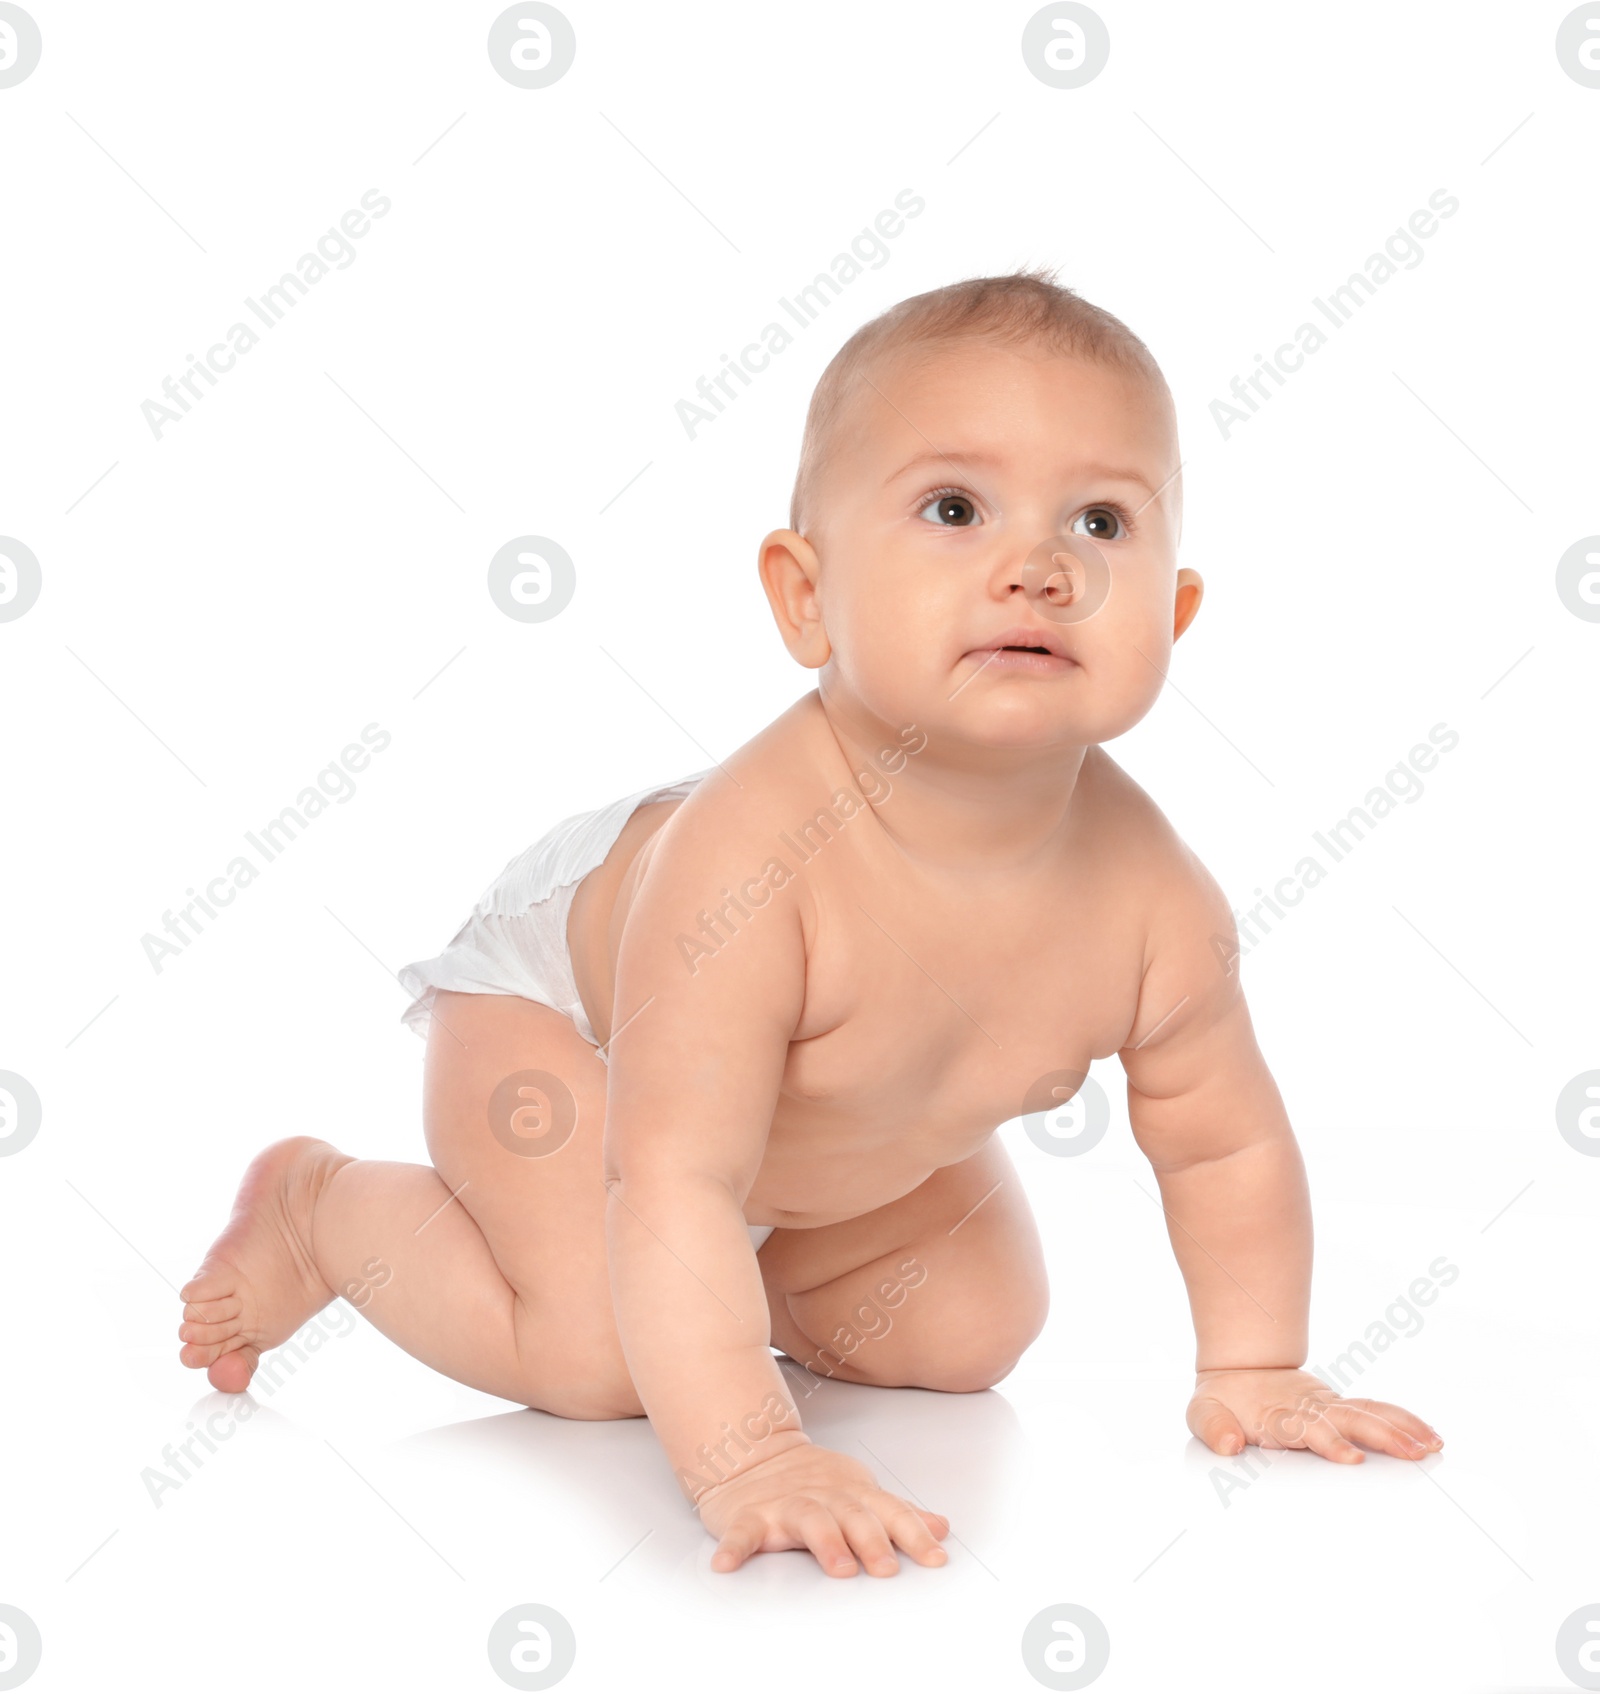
top-left (696, 1442), bottom-right (951, 1576)
top-left (1188, 1367), bottom-right (1443, 1463)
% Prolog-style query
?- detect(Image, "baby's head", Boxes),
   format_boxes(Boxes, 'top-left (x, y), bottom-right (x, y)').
top-left (760, 268), bottom-right (1201, 755)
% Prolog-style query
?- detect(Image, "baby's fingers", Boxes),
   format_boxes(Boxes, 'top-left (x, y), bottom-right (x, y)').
top-left (785, 1499), bottom-right (860, 1578)
top-left (710, 1513), bottom-right (768, 1573)
top-left (881, 1499), bottom-right (951, 1567)
top-left (838, 1505), bottom-right (900, 1577)
top-left (1187, 1394), bottom-right (1248, 1456)
top-left (1299, 1408), bottom-right (1364, 1465)
top-left (1327, 1399), bottom-right (1442, 1460)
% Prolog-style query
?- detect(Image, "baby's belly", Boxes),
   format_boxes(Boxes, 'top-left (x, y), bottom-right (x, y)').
top-left (742, 1099), bottom-right (996, 1228)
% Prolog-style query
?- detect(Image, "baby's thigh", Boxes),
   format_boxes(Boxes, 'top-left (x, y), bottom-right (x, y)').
top-left (761, 1137), bottom-right (1050, 1393)
top-left (422, 989), bottom-right (615, 1320)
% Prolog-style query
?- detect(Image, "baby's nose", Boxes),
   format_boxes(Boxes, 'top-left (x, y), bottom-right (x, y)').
top-left (1016, 532), bottom-right (1111, 624)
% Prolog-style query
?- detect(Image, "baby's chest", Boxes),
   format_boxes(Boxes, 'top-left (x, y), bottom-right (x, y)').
top-left (783, 888), bottom-right (1142, 1125)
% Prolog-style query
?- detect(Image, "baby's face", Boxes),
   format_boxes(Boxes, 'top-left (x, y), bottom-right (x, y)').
top-left (775, 338), bottom-right (1199, 753)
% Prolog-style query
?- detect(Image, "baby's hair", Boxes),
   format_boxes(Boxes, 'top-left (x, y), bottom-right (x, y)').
top-left (788, 265), bottom-right (1170, 536)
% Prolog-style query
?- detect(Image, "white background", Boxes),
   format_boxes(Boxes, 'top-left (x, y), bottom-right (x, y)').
top-left (3, 2), bottom-right (1597, 1689)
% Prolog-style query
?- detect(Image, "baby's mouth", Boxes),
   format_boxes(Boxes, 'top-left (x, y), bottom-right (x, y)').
top-left (962, 637), bottom-right (1078, 677)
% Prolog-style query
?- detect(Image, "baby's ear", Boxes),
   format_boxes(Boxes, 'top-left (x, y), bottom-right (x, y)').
top-left (758, 529), bottom-right (831, 668)
top-left (1173, 568), bottom-right (1204, 641)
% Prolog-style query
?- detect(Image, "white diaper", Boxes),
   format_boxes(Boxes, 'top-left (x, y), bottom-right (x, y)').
top-left (396, 769), bottom-right (776, 1255)
top-left (397, 768), bottom-right (711, 1047)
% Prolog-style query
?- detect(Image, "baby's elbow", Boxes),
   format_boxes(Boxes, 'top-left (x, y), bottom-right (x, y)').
top-left (601, 1162), bottom-right (742, 1211)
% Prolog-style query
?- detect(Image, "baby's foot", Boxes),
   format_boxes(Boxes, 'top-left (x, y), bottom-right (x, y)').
top-left (178, 1136), bottom-right (352, 1393)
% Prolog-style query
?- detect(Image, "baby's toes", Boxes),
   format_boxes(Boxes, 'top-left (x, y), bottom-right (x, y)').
top-left (208, 1346), bottom-right (258, 1393)
top-left (183, 1293), bottom-right (242, 1326)
top-left (179, 1265), bottom-right (246, 1311)
top-left (178, 1332), bottom-right (248, 1369)
top-left (177, 1269), bottom-right (254, 1374)
top-left (178, 1316), bottom-right (238, 1347)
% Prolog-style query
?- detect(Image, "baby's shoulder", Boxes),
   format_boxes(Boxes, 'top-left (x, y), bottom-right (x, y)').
top-left (1080, 754), bottom-right (1247, 1055)
top-left (632, 699), bottom-right (831, 903)
top-left (1079, 748), bottom-right (1231, 931)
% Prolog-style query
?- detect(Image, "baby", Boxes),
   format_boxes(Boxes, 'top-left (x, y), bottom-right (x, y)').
top-left (178, 269), bottom-right (1442, 1578)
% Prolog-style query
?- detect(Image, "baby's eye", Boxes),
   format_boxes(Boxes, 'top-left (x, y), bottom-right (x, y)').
top-left (917, 490), bottom-right (981, 527)
top-left (1072, 505), bottom-right (1125, 541)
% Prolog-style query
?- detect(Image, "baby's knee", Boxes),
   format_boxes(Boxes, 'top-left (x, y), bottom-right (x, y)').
top-left (911, 1342), bottom-right (1026, 1393)
top-left (526, 1378), bottom-right (645, 1421)
top-left (910, 1290), bottom-right (1049, 1393)
top-left (517, 1336), bottom-right (646, 1421)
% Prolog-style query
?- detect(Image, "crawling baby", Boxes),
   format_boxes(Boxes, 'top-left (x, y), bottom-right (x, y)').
top-left (178, 268), bottom-right (1442, 1578)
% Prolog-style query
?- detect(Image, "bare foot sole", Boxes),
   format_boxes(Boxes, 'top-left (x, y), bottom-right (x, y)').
top-left (178, 1136), bottom-right (353, 1393)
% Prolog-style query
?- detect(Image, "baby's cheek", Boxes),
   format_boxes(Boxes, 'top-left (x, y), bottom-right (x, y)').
top-left (1074, 640), bottom-right (1160, 734)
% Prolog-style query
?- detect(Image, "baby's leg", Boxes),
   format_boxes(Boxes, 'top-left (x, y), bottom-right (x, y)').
top-left (761, 1136), bottom-right (1050, 1391)
top-left (179, 992), bottom-right (639, 1419)
top-left (178, 1138), bottom-right (534, 1398)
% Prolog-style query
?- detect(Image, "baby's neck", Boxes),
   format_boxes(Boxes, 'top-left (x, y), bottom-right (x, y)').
top-left (813, 688), bottom-right (1092, 875)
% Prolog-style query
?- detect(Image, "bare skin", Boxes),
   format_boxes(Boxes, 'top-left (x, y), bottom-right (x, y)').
top-left (180, 338), bottom-right (1442, 1578)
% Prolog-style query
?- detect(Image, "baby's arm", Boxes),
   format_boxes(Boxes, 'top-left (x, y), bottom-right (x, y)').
top-left (1118, 844), bottom-right (1443, 1462)
top-left (601, 787), bottom-right (948, 1575)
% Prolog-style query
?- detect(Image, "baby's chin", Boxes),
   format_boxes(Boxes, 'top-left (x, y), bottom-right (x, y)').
top-left (945, 705), bottom-right (1107, 753)
top-left (903, 694), bottom-right (1117, 755)
top-left (825, 667), bottom-right (1137, 754)
top-left (946, 675), bottom-right (1166, 747)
